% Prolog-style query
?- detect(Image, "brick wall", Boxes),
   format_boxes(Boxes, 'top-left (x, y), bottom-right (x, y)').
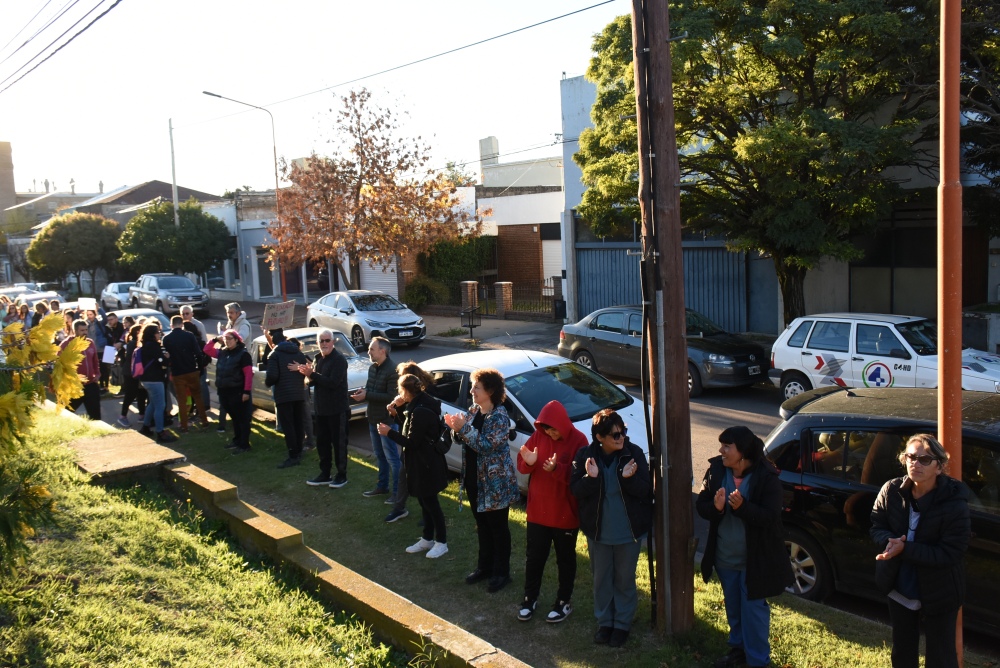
top-left (497, 224), bottom-right (542, 283)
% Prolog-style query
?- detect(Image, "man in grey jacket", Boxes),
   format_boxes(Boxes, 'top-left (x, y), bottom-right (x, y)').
top-left (265, 328), bottom-right (308, 469)
top-left (352, 337), bottom-right (400, 500)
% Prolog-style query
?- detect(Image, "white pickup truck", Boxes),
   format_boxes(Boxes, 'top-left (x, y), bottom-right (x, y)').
top-left (769, 312), bottom-right (1000, 400)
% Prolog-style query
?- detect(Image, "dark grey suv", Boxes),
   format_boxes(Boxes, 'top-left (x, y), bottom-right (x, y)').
top-left (557, 306), bottom-right (768, 396)
top-left (764, 387), bottom-right (1000, 638)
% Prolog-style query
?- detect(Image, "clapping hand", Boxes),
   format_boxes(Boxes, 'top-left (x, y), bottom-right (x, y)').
top-left (621, 458), bottom-right (637, 478)
top-left (585, 457), bottom-right (599, 478)
top-left (728, 488), bottom-right (744, 510)
top-left (542, 452), bottom-right (557, 472)
top-left (444, 412), bottom-right (467, 431)
top-left (520, 445), bottom-right (538, 466)
top-left (876, 535), bottom-right (906, 561)
top-left (713, 487), bottom-right (726, 512)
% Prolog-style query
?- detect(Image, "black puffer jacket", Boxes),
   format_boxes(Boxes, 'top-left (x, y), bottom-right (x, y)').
top-left (386, 391), bottom-right (448, 497)
top-left (570, 439), bottom-right (652, 541)
top-left (309, 350), bottom-right (349, 416)
top-left (214, 342), bottom-right (252, 391)
top-left (870, 475), bottom-right (970, 614)
top-left (264, 340), bottom-right (307, 404)
top-left (696, 456), bottom-right (794, 600)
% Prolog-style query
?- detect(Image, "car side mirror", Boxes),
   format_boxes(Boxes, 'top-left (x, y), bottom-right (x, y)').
top-left (889, 348), bottom-right (911, 360)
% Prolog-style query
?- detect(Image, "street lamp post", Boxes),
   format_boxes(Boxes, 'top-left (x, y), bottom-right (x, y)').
top-left (203, 90), bottom-right (286, 301)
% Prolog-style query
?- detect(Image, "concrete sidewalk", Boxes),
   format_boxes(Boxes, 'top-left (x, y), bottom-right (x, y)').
top-left (209, 298), bottom-right (563, 354)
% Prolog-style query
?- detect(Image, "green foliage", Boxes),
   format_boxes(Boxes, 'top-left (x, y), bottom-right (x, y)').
top-left (26, 212), bottom-right (121, 288)
top-left (962, 0), bottom-right (1000, 234)
top-left (579, 4), bottom-right (939, 320)
top-left (419, 235), bottom-right (496, 285)
top-left (401, 275), bottom-right (449, 311)
top-left (117, 199), bottom-right (231, 275)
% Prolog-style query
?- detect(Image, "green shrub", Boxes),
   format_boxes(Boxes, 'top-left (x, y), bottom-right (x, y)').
top-left (402, 275), bottom-right (449, 310)
top-left (419, 236), bottom-right (496, 284)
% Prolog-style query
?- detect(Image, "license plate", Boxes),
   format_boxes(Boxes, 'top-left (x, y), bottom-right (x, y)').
top-left (398, 330), bottom-right (413, 337)
top-left (748, 365), bottom-right (761, 375)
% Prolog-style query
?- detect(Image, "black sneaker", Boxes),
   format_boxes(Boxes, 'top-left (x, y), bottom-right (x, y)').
top-left (232, 446), bottom-right (251, 455)
top-left (277, 457), bottom-right (302, 469)
top-left (517, 598), bottom-right (537, 622)
top-left (306, 474), bottom-right (332, 486)
top-left (546, 600), bottom-right (572, 623)
top-left (328, 476), bottom-right (348, 489)
top-left (384, 508), bottom-right (409, 523)
top-left (224, 440), bottom-right (240, 450)
top-left (593, 626), bottom-right (613, 644)
top-left (714, 647), bottom-right (746, 668)
top-left (139, 425), bottom-right (153, 437)
top-left (608, 628), bottom-right (629, 648)
top-left (157, 430), bottom-right (178, 444)
top-left (362, 488), bottom-right (390, 497)
top-left (465, 568), bottom-right (491, 585)
top-left (487, 575), bottom-right (512, 593)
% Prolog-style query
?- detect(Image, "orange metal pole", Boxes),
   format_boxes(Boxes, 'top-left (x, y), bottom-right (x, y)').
top-left (938, 0), bottom-right (963, 662)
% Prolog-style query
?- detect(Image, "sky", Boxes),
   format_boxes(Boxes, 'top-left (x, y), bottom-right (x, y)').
top-left (0, 0), bottom-right (627, 198)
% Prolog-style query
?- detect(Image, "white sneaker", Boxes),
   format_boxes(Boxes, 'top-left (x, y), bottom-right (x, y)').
top-left (426, 542), bottom-right (449, 559)
top-left (406, 538), bottom-right (434, 553)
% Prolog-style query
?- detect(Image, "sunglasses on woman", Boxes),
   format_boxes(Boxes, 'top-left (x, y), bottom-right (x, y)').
top-left (903, 453), bottom-right (938, 466)
top-left (607, 428), bottom-right (627, 440)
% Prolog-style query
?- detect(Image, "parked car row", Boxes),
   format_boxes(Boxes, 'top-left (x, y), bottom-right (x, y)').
top-left (307, 290), bottom-right (425, 349)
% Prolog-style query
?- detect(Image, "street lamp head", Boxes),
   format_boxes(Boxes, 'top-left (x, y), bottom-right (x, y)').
top-left (203, 91), bottom-right (221, 98)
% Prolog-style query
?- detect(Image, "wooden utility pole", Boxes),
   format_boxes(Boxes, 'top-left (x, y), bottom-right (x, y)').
top-left (631, 0), bottom-right (694, 634)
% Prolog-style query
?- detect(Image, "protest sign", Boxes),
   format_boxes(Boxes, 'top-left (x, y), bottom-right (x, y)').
top-left (260, 300), bottom-right (296, 331)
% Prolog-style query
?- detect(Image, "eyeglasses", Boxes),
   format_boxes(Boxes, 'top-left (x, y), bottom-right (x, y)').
top-left (608, 430), bottom-right (626, 440)
top-left (319, 338), bottom-right (332, 343)
top-left (904, 453), bottom-right (938, 466)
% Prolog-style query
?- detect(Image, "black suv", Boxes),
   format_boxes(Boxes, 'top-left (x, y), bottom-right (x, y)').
top-left (764, 387), bottom-right (1000, 638)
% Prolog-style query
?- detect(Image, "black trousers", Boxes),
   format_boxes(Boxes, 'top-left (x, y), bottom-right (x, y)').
top-left (418, 494), bottom-right (447, 543)
top-left (466, 475), bottom-right (511, 577)
top-left (119, 374), bottom-right (147, 417)
top-left (888, 599), bottom-right (959, 668)
top-left (524, 521), bottom-right (578, 603)
top-left (315, 411), bottom-right (348, 478)
top-left (70, 382), bottom-right (102, 420)
top-left (218, 389), bottom-right (252, 449)
top-left (276, 400), bottom-right (305, 458)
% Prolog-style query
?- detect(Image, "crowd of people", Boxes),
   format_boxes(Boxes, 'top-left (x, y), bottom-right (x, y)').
top-left (29, 294), bottom-right (976, 662)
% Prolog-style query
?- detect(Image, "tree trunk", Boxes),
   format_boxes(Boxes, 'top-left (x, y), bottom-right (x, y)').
top-left (774, 259), bottom-right (807, 326)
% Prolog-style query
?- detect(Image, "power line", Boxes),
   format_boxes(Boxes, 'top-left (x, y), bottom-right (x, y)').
top-left (0, 0), bottom-right (124, 95)
top-left (0, 0), bottom-right (89, 73)
top-left (0, 0), bottom-right (59, 58)
top-left (183, 0), bottom-right (618, 129)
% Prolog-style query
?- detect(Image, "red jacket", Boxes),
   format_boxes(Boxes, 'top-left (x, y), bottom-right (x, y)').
top-left (61, 335), bottom-right (99, 384)
top-left (516, 401), bottom-right (587, 529)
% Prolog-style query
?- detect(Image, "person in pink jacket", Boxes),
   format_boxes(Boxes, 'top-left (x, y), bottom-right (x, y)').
top-left (515, 400), bottom-right (589, 623)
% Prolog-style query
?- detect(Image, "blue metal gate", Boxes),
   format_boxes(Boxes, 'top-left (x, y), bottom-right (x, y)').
top-left (575, 243), bottom-right (748, 332)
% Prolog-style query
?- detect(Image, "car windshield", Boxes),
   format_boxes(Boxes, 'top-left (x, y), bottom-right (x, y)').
top-left (686, 309), bottom-right (726, 336)
top-left (895, 320), bottom-right (937, 355)
top-left (505, 362), bottom-right (633, 423)
top-left (159, 276), bottom-right (197, 290)
top-left (352, 294), bottom-right (404, 311)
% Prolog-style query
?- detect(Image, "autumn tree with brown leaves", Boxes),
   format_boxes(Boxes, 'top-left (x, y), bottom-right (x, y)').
top-left (270, 89), bottom-right (484, 290)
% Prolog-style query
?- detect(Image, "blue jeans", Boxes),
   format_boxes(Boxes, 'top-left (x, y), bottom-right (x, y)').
top-left (716, 567), bottom-right (771, 667)
top-left (587, 537), bottom-right (643, 631)
top-left (368, 422), bottom-right (400, 494)
top-left (141, 381), bottom-right (166, 433)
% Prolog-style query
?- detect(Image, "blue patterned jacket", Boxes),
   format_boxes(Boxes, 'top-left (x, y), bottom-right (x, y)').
top-left (456, 404), bottom-right (520, 512)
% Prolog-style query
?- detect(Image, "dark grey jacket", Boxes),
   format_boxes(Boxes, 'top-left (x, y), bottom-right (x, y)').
top-left (364, 355), bottom-right (398, 425)
top-left (162, 327), bottom-right (200, 377)
top-left (264, 340), bottom-right (307, 405)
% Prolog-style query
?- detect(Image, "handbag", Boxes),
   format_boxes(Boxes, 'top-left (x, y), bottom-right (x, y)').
top-left (131, 349), bottom-right (145, 378)
top-left (110, 361), bottom-right (124, 386)
top-left (433, 414), bottom-right (453, 455)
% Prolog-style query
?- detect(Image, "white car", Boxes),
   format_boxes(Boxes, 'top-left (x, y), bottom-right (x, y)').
top-left (306, 290), bottom-right (425, 349)
top-left (421, 349), bottom-right (650, 493)
top-left (101, 281), bottom-right (135, 310)
top-left (769, 312), bottom-right (1000, 400)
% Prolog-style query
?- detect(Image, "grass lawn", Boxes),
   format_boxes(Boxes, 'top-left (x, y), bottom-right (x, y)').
top-left (0, 411), bottom-right (406, 668)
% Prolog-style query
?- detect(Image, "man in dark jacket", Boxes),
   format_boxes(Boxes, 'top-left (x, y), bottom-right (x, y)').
top-left (265, 328), bottom-right (308, 468)
top-left (352, 337), bottom-right (400, 499)
top-left (162, 315), bottom-right (208, 432)
top-left (297, 329), bottom-right (350, 487)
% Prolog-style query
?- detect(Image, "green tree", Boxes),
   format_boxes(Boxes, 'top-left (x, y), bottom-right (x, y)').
top-left (117, 199), bottom-right (231, 275)
top-left (26, 213), bottom-right (120, 293)
top-left (962, 0), bottom-right (1000, 234)
top-left (576, 6), bottom-right (938, 321)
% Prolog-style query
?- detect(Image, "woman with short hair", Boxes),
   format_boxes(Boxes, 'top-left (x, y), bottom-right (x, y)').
top-left (444, 367), bottom-right (519, 593)
top-left (871, 434), bottom-right (971, 668)
top-left (570, 408), bottom-right (652, 648)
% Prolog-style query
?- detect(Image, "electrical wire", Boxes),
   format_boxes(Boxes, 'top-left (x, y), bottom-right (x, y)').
top-left (0, 0), bottom-right (124, 96)
top-left (0, 0), bottom-right (90, 74)
top-left (0, 0), bottom-right (59, 59)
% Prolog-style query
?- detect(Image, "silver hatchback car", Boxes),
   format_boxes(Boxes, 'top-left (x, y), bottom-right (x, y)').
top-left (306, 290), bottom-right (426, 349)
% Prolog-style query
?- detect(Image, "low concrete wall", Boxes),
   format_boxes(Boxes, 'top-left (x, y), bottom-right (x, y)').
top-left (72, 431), bottom-right (527, 668)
